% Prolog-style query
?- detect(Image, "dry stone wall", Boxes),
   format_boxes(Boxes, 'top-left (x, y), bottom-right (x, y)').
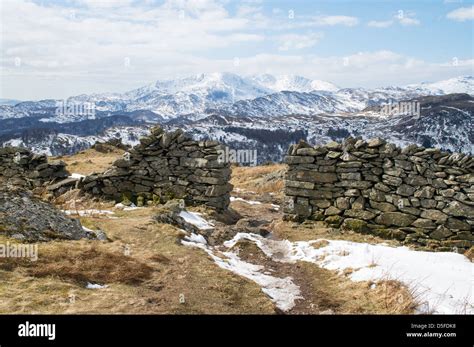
top-left (284, 138), bottom-right (474, 252)
top-left (0, 147), bottom-right (69, 188)
top-left (80, 126), bottom-right (232, 210)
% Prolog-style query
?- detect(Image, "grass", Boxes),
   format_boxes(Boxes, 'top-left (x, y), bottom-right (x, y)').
top-left (54, 146), bottom-right (124, 175)
top-left (231, 164), bottom-right (286, 198)
top-left (0, 209), bottom-right (275, 314)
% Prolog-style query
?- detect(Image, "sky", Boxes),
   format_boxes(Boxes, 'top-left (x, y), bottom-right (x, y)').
top-left (0, 0), bottom-right (473, 100)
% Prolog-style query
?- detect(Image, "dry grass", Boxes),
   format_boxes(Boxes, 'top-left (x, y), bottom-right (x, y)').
top-left (0, 209), bottom-right (275, 314)
top-left (231, 164), bottom-right (286, 198)
top-left (54, 147), bottom-right (124, 176)
top-left (0, 244), bottom-right (154, 286)
top-left (270, 219), bottom-right (402, 247)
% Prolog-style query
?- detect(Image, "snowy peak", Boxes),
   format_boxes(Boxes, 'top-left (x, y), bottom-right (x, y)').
top-left (407, 75), bottom-right (473, 95)
top-left (251, 74), bottom-right (339, 92)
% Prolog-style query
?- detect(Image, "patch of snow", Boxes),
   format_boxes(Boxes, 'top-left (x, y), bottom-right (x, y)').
top-left (224, 233), bottom-right (474, 314)
top-left (62, 209), bottom-right (115, 217)
top-left (184, 233), bottom-right (207, 245)
top-left (230, 197), bottom-right (262, 205)
top-left (86, 283), bottom-right (108, 289)
top-left (181, 238), bottom-right (302, 311)
top-left (114, 202), bottom-right (142, 211)
top-left (70, 173), bottom-right (85, 179)
top-left (178, 211), bottom-right (214, 230)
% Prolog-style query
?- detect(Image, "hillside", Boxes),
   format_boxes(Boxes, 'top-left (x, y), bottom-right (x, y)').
top-left (0, 145), bottom-right (472, 314)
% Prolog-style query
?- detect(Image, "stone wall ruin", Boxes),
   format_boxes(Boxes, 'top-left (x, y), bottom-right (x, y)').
top-left (80, 127), bottom-right (233, 210)
top-left (284, 138), bottom-right (474, 252)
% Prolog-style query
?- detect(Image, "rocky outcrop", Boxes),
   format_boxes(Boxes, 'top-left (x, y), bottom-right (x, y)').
top-left (0, 147), bottom-right (69, 188)
top-left (0, 188), bottom-right (97, 242)
top-left (284, 138), bottom-right (474, 252)
top-left (80, 126), bottom-right (232, 210)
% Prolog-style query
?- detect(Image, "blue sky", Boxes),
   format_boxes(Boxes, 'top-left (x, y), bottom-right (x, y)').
top-left (0, 0), bottom-right (473, 99)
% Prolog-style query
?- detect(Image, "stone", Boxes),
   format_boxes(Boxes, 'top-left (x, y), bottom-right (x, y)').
top-left (288, 170), bottom-right (338, 183)
top-left (369, 200), bottom-right (397, 212)
top-left (412, 218), bottom-right (437, 229)
top-left (443, 201), bottom-right (474, 218)
top-left (340, 172), bottom-right (361, 181)
top-left (326, 151), bottom-right (342, 159)
top-left (375, 212), bottom-right (417, 227)
top-left (420, 209), bottom-right (448, 223)
top-left (351, 196), bottom-right (365, 210)
top-left (0, 188), bottom-right (97, 242)
top-left (445, 217), bottom-right (471, 231)
top-left (310, 199), bottom-right (332, 208)
top-left (285, 180), bottom-right (315, 190)
top-left (336, 197), bottom-right (351, 210)
top-left (429, 226), bottom-right (453, 240)
top-left (325, 206), bottom-right (341, 216)
top-left (367, 138), bottom-right (386, 147)
top-left (285, 156), bottom-right (314, 164)
top-left (396, 184), bottom-right (416, 197)
top-left (341, 218), bottom-right (369, 233)
top-left (404, 175), bottom-right (427, 186)
top-left (325, 215), bottom-right (343, 227)
top-left (414, 186), bottom-right (435, 199)
top-left (296, 147), bottom-right (325, 156)
top-left (343, 209), bottom-right (376, 220)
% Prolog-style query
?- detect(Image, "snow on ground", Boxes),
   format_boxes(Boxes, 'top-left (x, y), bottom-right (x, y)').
top-left (183, 232), bottom-right (207, 245)
top-left (178, 211), bottom-right (215, 230)
top-left (230, 197), bottom-right (262, 205)
top-left (181, 237), bottom-right (302, 311)
top-left (86, 283), bottom-right (108, 289)
top-left (114, 203), bottom-right (143, 211)
top-left (62, 209), bottom-right (115, 217)
top-left (223, 233), bottom-right (474, 314)
top-left (70, 173), bottom-right (85, 179)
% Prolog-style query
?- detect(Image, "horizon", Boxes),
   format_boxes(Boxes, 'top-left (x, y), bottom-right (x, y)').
top-left (1, 72), bottom-right (472, 103)
top-left (1, 0), bottom-right (473, 100)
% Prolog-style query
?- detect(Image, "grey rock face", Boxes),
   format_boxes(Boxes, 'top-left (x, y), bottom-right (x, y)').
top-left (0, 188), bottom-right (93, 242)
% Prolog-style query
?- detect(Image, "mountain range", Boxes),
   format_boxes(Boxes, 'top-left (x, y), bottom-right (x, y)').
top-left (0, 73), bottom-right (472, 162)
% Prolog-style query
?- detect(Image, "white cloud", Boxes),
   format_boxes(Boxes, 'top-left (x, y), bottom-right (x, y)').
top-left (447, 6), bottom-right (474, 21)
top-left (276, 33), bottom-right (323, 51)
top-left (368, 11), bottom-right (420, 28)
top-left (0, 0), bottom-right (470, 100)
top-left (367, 20), bottom-right (393, 28)
top-left (395, 11), bottom-right (420, 26)
top-left (312, 15), bottom-right (359, 27)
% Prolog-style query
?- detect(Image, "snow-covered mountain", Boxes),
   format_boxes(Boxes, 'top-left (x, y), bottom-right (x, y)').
top-left (1, 73), bottom-right (472, 122)
top-left (406, 76), bottom-right (473, 95)
top-left (1, 74), bottom-right (473, 160)
top-left (250, 74), bottom-right (339, 93)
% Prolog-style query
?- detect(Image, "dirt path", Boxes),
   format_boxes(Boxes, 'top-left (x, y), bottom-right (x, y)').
top-left (215, 192), bottom-right (416, 314)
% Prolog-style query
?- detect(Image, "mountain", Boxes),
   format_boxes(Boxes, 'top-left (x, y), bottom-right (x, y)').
top-left (406, 76), bottom-right (473, 95)
top-left (171, 93), bottom-right (474, 162)
top-left (0, 98), bottom-right (22, 106)
top-left (1, 74), bottom-right (473, 160)
top-left (250, 74), bottom-right (339, 92)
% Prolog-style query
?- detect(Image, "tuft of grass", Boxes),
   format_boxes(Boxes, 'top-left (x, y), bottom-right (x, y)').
top-left (0, 245), bottom-right (154, 286)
